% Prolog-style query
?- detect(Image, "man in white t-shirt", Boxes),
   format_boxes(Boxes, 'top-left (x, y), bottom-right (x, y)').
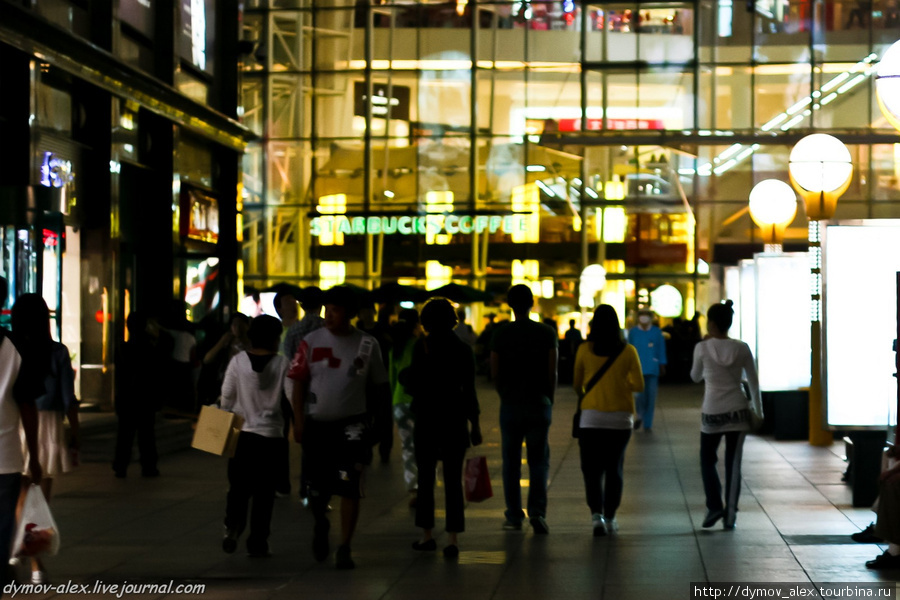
top-left (288, 286), bottom-right (390, 570)
top-left (1, 278), bottom-right (43, 591)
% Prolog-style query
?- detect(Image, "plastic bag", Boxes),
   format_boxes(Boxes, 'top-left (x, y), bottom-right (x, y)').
top-left (12, 485), bottom-right (60, 557)
top-left (464, 456), bottom-right (493, 503)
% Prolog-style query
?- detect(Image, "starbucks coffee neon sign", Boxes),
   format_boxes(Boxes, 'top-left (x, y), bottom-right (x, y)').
top-left (310, 214), bottom-right (530, 237)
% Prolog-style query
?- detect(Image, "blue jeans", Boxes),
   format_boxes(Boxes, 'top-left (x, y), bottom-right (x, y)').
top-left (500, 404), bottom-right (552, 523)
top-left (634, 375), bottom-right (659, 429)
top-left (0, 472), bottom-right (22, 592)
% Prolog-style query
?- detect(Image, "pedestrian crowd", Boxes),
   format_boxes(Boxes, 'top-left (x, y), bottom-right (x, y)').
top-left (16, 275), bottom-right (895, 584)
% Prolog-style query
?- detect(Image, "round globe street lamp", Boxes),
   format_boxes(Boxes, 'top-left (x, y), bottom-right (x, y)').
top-left (876, 40), bottom-right (900, 132)
top-left (788, 133), bottom-right (852, 447)
top-left (748, 179), bottom-right (798, 253)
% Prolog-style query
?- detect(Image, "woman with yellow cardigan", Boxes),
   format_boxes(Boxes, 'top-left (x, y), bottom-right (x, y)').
top-left (573, 304), bottom-right (645, 536)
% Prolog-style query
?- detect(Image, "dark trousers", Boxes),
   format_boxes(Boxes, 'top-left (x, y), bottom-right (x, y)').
top-left (500, 404), bottom-right (552, 522)
top-left (113, 410), bottom-right (158, 475)
top-left (225, 432), bottom-right (280, 550)
top-left (578, 428), bottom-right (631, 519)
top-left (414, 438), bottom-right (466, 532)
top-left (0, 472), bottom-right (22, 594)
top-left (700, 430), bottom-right (746, 519)
top-left (276, 400), bottom-right (292, 494)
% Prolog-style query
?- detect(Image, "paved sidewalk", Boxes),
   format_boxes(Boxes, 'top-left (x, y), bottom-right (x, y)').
top-left (6, 381), bottom-right (896, 600)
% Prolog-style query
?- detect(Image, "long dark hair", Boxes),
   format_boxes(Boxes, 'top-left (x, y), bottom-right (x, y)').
top-left (587, 304), bottom-right (625, 357)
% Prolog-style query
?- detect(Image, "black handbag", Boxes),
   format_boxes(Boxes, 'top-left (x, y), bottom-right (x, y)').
top-left (573, 346), bottom-right (624, 438)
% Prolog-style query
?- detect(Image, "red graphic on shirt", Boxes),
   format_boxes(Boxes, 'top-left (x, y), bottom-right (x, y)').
top-left (288, 342), bottom-right (342, 383)
top-left (311, 346), bottom-right (342, 369)
top-left (288, 340), bottom-right (310, 382)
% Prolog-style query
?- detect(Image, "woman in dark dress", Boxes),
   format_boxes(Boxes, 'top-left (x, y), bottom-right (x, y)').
top-left (402, 298), bottom-right (482, 558)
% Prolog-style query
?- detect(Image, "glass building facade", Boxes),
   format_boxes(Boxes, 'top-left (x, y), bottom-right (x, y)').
top-left (238, 0), bottom-right (900, 323)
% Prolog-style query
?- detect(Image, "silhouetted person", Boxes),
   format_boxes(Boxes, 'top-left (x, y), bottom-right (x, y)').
top-left (404, 298), bottom-right (481, 557)
top-left (113, 312), bottom-right (163, 478)
top-left (491, 285), bottom-right (558, 534)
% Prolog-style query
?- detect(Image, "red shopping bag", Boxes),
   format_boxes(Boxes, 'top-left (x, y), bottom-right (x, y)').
top-left (464, 455), bottom-right (493, 503)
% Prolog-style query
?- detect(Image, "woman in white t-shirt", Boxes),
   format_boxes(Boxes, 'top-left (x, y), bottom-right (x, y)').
top-left (691, 300), bottom-right (761, 531)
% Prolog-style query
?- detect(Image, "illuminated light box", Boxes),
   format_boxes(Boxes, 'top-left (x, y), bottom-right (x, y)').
top-left (739, 259), bottom-right (756, 355)
top-left (754, 253), bottom-right (811, 392)
top-left (823, 220), bottom-right (900, 429)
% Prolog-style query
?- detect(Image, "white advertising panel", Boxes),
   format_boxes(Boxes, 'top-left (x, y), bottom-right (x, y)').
top-left (724, 266), bottom-right (741, 341)
top-left (754, 253), bottom-right (811, 392)
top-left (823, 221), bottom-right (900, 428)
top-left (739, 260), bottom-right (756, 354)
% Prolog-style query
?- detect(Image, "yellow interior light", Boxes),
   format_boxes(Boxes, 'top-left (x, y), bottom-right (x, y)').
top-left (426, 191), bottom-right (453, 245)
top-left (511, 184), bottom-right (540, 243)
top-left (317, 194), bottom-right (347, 246)
top-left (604, 176), bottom-right (625, 201)
top-left (599, 207), bottom-right (627, 243)
top-left (319, 261), bottom-right (346, 289)
top-left (426, 260), bottom-right (452, 290)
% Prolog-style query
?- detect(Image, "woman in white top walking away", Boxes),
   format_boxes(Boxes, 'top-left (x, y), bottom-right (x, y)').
top-left (691, 300), bottom-right (761, 530)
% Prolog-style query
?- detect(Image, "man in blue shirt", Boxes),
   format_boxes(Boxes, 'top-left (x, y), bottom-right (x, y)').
top-left (627, 309), bottom-right (667, 432)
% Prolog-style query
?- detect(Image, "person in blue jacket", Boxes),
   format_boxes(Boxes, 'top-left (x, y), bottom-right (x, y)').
top-left (627, 309), bottom-right (667, 432)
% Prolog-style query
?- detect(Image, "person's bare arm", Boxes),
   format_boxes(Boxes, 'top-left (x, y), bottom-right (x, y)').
top-left (20, 401), bottom-right (42, 484)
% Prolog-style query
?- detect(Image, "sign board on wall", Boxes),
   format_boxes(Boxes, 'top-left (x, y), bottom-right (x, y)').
top-left (353, 83), bottom-right (411, 121)
top-left (180, 187), bottom-right (219, 244)
top-left (310, 213), bottom-right (529, 237)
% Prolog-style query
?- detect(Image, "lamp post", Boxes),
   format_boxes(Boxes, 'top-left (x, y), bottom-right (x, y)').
top-left (748, 179), bottom-right (798, 254)
top-left (788, 133), bottom-right (852, 446)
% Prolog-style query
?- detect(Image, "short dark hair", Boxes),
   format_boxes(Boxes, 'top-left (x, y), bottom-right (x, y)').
top-left (248, 315), bottom-right (283, 351)
top-left (707, 300), bottom-right (734, 333)
top-left (272, 291), bottom-right (295, 318)
top-left (506, 284), bottom-right (534, 311)
top-left (230, 312), bottom-right (250, 327)
top-left (301, 286), bottom-right (324, 309)
top-left (420, 297), bottom-right (458, 333)
top-left (323, 285), bottom-right (360, 317)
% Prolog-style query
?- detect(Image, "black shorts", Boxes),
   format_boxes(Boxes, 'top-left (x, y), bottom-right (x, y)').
top-left (303, 415), bottom-right (369, 501)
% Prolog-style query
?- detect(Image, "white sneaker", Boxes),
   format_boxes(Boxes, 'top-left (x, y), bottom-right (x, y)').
top-left (31, 570), bottom-right (46, 584)
top-left (592, 513), bottom-right (607, 536)
top-left (607, 518), bottom-right (619, 534)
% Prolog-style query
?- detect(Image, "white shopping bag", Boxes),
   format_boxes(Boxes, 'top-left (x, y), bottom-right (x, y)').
top-left (11, 484), bottom-right (60, 557)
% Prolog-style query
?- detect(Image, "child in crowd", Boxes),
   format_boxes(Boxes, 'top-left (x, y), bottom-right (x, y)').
top-left (220, 315), bottom-right (290, 557)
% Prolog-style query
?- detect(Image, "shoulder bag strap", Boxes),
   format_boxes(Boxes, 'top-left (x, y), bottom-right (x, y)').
top-left (578, 345), bottom-right (625, 409)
